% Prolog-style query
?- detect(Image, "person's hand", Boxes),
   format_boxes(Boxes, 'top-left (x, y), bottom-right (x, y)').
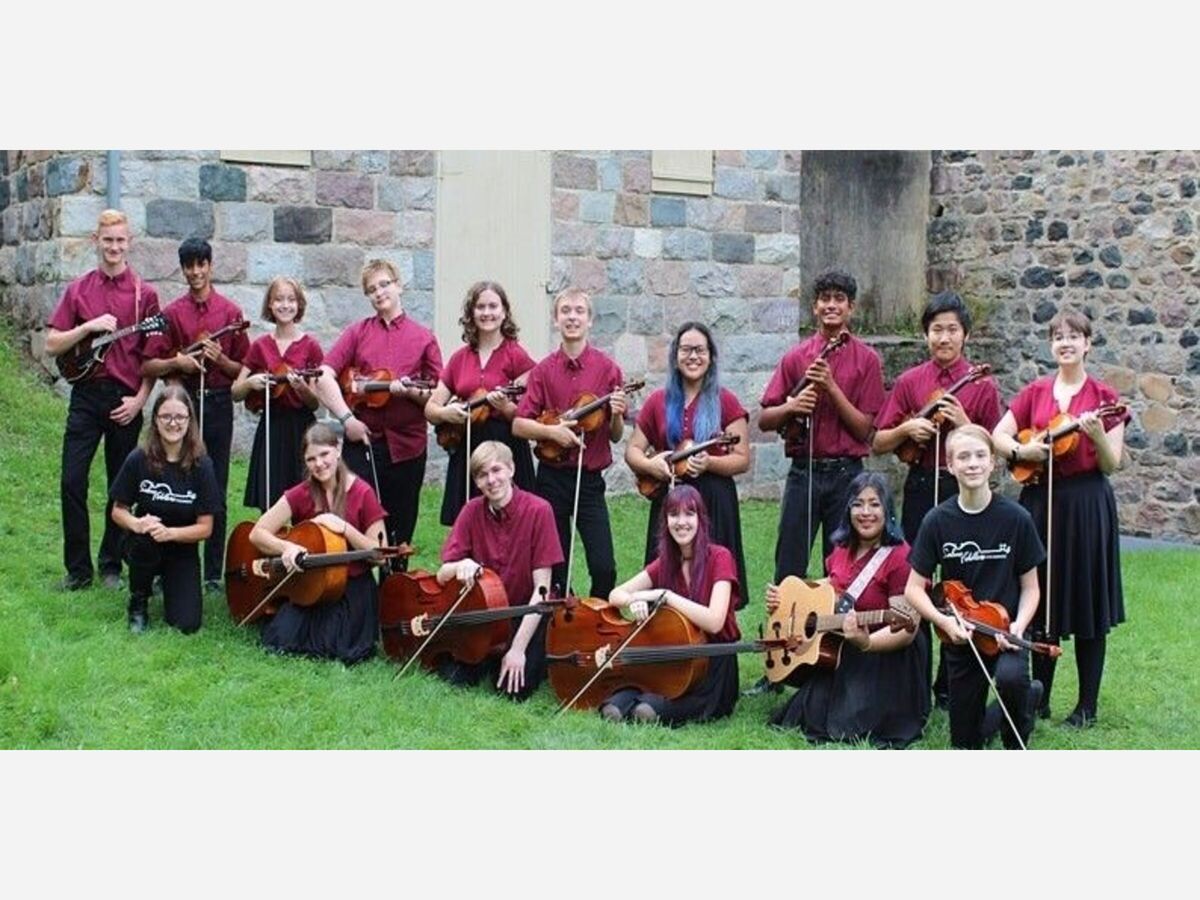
top-left (765, 583), bottom-right (780, 614)
top-left (936, 394), bottom-right (969, 429)
top-left (940, 614), bottom-right (971, 644)
top-left (311, 513), bottom-right (348, 536)
top-left (344, 416), bottom-right (371, 445)
top-left (649, 450), bottom-right (673, 482)
top-left (147, 522), bottom-right (176, 544)
top-left (551, 422), bottom-right (582, 448)
top-left (1015, 438), bottom-right (1049, 463)
top-left (175, 351), bottom-right (205, 375)
top-left (87, 313), bottom-right (118, 334)
top-left (787, 384), bottom-right (819, 416)
top-left (905, 416), bottom-right (938, 444)
top-left (454, 559), bottom-right (481, 588)
top-left (443, 402), bottom-right (469, 424)
top-left (804, 357), bottom-right (831, 388)
top-left (609, 389), bottom-right (627, 419)
top-left (629, 599), bottom-right (650, 621)
top-left (497, 647), bottom-right (526, 694)
top-left (685, 452), bottom-right (709, 477)
top-left (110, 394), bottom-right (145, 426)
top-left (280, 541), bottom-right (307, 573)
top-left (249, 372), bottom-right (271, 391)
top-left (200, 338), bottom-right (223, 363)
top-left (134, 514), bottom-right (162, 535)
top-left (1078, 410), bottom-right (1106, 443)
top-left (486, 389), bottom-right (510, 410)
top-left (842, 610), bottom-right (871, 651)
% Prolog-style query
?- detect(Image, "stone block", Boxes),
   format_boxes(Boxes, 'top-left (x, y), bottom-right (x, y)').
top-left (314, 150), bottom-right (356, 170)
top-left (210, 243), bottom-right (247, 283)
top-left (707, 296), bottom-right (750, 333)
top-left (553, 154), bottom-right (597, 190)
top-left (686, 198), bottom-right (745, 232)
top-left (552, 189), bottom-right (580, 221)
top-left (764, 173), bottom-right (799, 204)
top-left (551, 222), bottom-right (595, 256)
top-left (1102, 365), bottom-right (1137, 395)
top-left (1141, 402), bottom-right (1178, 433)
top-left (644, 260), bottom-right (690, 296)
top-left (395, 211), bottom-right (434, 248)
top-left (570, 257), bottom-right (607, 294)
top-left (712, 232), bottom-right (754, 264)
top-left (579, 191), bottom-right (615, 224)
top-left (755, 233), bottom-right (799, 266)
top-left (412, 250), bottom-right (435, 291)
top-left (650, 197), bottom-right (687, 228)
top-left (26, 164), bottom-right (45, 198)
top-left (274, 206), bottom-right (332, 244)
top-left (746, 150), bottom-right (779, 170)
top-left (334, 209), bottom-right (396, 245)
top-left (599, 156), bottom-right (623, 191)
top-left (622, 157), bottom-right (651, 193)
top-left (595, 226), bottom-right (633, 259)
top-left (153, 162), bottom-right (201, 200)
top-left (58, 195), bottom-right (106, 237)
top-left (247, 166), bottom-right (314, 204)
top-left (21, 201), bottom-right (53, 241)
top-left (389, 151), bottom-right (436, 176)
top-left (143, 198), bottom-right (214, 241)
top-left (662, 229), bottom-right (710, 261)
top-left (714, 167), bottom-right (757, 200)
top-left (128, 239), bottom-right (185, 281)
top-left (613, 332), bottom-right (648, 375)
top-left (378, 177), bottom-right (408, 212)
top-left (247, 244), bottom-right (304, 283)
top-left (606, 259), bottom-right (643, 294)
top-left (744, 203), bottom-right (782, 233)
top-left (613, 193), bottom-right (649, 226)
top-left (752, 297), bottom-right (800, 333)
top-left (716, 150), bottom-right (745, 166)
top-left (401, 177), bottom-right (435, 210)
top-left (316, 172), bottom-right (374, 209)
top-left (632, 228), bottom-right (663, 259)
top-left (216, 203), bottom-right (272, 242)
top-left (15, 244), bottom-right (36, 285)
top-left (627, 295), bottom-right (663, 334)
top-left (736, 264), bottom-right (783, 297)
top-left (303, 244), bottom-right (364, 287)
top-left (0, 179), bottom-right (8, 213)
top-left (199, 164), bottom-right (247, 202)
top-left (46, 156), bottom-right (89, 197)
top-left (753, 440), bottom-right (791, 483)
top-left (591, 295), bottom-right (628, 336)
top-left (724, 333), bottom-right (793, 372)
top-left (60, 238), bottom-right (95, 278)
top-left (691, 262), bottom-right (737, 297)
top-left (1, 207), bottom-right (18, 246)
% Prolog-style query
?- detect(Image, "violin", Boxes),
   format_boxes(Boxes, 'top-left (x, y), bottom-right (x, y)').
top-left (1010, 403), bottom-right (1126, 484)
top-left (224, 520), bottom-right (413, 625)
top-left (635, 432), bottom-right (740, 500)
top-left (779, 331), bottom-right (848, 451)
top-left (534, 379), bottom-right (645, 463)
top-left (930, 580), bottom-right (1062, 658)
top-left (55, 313), bottom-right (168, 384)
top-left (545, 596), bottom-right (804, 710)
top-left (762, 577), bottom-right (917, 685)
top-left (434, 383), bottom-right (526, 451)
top-left (895, 364), bottom-right (992, 465)
top-left (379, 569), bottom-right (567, 668)
top-left (244, 365), bottom-right (324, 414)
top-left (182, 319), bottom-right (251, 357)
top-left (339, 367), bottom-right (435, 411)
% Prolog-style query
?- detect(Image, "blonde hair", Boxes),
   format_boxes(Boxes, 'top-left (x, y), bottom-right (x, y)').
top-left (945, 423), bottom-right (994, 457)
top-left (469, 441), bottom-right (514, 479)
top-left (96, 209), bottom-right (129, 230)
top-left (552, 286), bottom-right (593, 317)
top-left (361, 258), bottom-right (402, 294)
top-left (261, 276), bottom-right (308, 323)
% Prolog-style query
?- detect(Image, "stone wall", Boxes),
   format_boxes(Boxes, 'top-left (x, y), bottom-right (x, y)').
top-left (926, 150), bottom-right (1200, 541)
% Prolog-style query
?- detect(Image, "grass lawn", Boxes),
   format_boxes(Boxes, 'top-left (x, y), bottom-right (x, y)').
top-left (1, 328), bottom-right (1196, 749)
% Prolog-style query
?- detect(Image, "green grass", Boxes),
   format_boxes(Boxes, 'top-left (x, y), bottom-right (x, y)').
top-left (1, 326), bottom-right (1196, 749)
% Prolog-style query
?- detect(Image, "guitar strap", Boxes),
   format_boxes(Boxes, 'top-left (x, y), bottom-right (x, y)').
top-left (835, 546), bottom-right (894, 614)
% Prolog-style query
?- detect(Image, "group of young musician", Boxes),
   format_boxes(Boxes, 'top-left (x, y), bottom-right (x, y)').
top-left (46, 208), bottom-right (1129, 748)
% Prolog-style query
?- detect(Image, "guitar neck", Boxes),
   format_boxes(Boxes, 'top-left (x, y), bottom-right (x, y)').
top-left (812, 608), bottom-right (892, 633)
top-left (92, 321), bottom-right (145, 350)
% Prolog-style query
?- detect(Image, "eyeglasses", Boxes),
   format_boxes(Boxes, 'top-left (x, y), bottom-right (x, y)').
top-left (677, 345), bottom-right (710, 359)
top-left (367, 279), bottom-right (394, 295)
top-left (156, 414), bottom-right (190, 425)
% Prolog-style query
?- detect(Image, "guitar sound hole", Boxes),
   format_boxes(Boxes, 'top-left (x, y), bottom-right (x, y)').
top-left (804, 612), bottom-right (818, 640)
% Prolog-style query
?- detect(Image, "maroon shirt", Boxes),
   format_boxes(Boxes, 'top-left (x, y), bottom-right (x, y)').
top-left (875, 357), bottom-right (1002, 470)
top-left (636, 387), bottom-right (748, 454)
top-left (47, 267), bottom-right (162, 392)
top-left (441, 487), bottom-right (564, 607)
top-left (826, 543), bottom-right (912, 627)
top-left (283, 476), bottom-right (388, 577)
top-left (324, 314), bottom-right (443, 463)
top-left (144, 290), bottom-right (250, 390)
top-left (760, 332), bottom-right (885, 458)
top-left (644, 544), bottom-right (741, 643)
top-left (1007, 375), bottom-right (1128, 478)
top-left (441, 338), bottom-right (536, 399)
top-left (516, 344), bottom-right (624, 472)
top-left (242, 333), bottom-right (325, 412)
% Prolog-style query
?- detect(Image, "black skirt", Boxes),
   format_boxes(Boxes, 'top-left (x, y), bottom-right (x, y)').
top-left (770, 630), bottom-right (931, 748)
top-left (260, 571), bottom-right (378, 664)
top-left (600, 653), bottom-right (739, 727)
top-left (243, 405), bottom-right (316, 513)
top-left (644, 472), bottom-right (750, 610)
top-left (1019, 470), bottom-right (1125, 640)
top-left (439, 417), bottom-right (536, 526)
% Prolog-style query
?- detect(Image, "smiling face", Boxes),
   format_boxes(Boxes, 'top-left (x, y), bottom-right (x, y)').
top-left (182, 258), bottom-right (213, 297)
top-left (473, 289), bottom-right (506, 336)
top-left (154, 397), bottom-right (190, 448)
top-left (1051, 323), bottom-right (1091, 367)
top-left (304, 442), bottom-right (341, 486)
top-left (946, 431), bottom-right (995, 490)
top-left (474, 457), bottom-right (515, 508)
top-left (269, 283), bottom-right (300, 325)
top-left (554, 292), bottom-right (592, 343)
top-left (675, 328), bottom-right (712, 385)
top-left (849, 485), bottom-right (885, 546)
top-left (364, 268), bottom-right (403, 318)
top-left (812, 288), bottom-right (853, 334)
top-left (926, 310), bottom-right (966, 367)
top-left (666, 504), bottom-right (700, 552)
top-left (93, 222), bottom-right (130, 271)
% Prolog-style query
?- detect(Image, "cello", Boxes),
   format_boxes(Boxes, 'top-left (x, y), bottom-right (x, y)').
top-left (224, 520), bottom-right (413, 625)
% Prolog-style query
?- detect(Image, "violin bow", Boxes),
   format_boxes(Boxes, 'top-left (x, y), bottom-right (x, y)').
top-left (945, 600), bottom-right (1027, 751)
top-left (554, 591), bottom-right (668, 716)
top-left (392, 565), bottom-right (483, 681)
top-left (236, 568), bottom-right (299, 628)
top-left (464, 397), bottom-right (473, 518)
top-left (264, 371), bottom-right (271, 509)
top-left (562, 427), bottom-right (586, 599)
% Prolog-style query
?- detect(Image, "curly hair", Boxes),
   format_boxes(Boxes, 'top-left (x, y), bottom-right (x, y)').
top-left (459, 280), bottom-right (520, 348)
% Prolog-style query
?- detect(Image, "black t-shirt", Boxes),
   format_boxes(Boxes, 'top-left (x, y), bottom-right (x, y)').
top-left (908, 494), bottom-right (1045, 617)
top-left (110, 448), bottom-right (221, 528)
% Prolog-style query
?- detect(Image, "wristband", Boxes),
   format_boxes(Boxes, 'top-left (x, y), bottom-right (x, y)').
top-left (337, 410), bottom-right (354, 425)
top-left (1010, 444), bottom-right (1019, 462)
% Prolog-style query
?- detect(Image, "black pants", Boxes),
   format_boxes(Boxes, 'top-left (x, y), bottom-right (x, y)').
top-left (535, 464), bottom-right (616, 600)
top-left (902, 466), bottom-right (959, 700)
top-left (61, 379), bottom-right (144, 582)
top-left (343, 440), bottom-right (425, 551)
top-left (189, 387), bottom-right (232, 585)
top-left (434, 615), bottom-right (549, 702)
top-left (127, 539), bottom-right (203, 634)
top-left (945, 643), bottom-right (1032, 749)
top-left (774, 457), bottom-right (863, 582)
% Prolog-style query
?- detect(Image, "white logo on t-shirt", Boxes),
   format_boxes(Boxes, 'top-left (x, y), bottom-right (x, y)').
top-left (941, 541), bottom-right (1011, 563)
top-left (139, 479), bottom-right (197, 505)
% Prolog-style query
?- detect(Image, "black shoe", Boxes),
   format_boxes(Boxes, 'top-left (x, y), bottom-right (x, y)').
top-left (100, 571), bottom-right (123, 590)
top-left (128, 597), bottom-right (149, 634)
top-left (1037, 703), bottom-right (1052, 720)
top-left (1024, 680), bottom-right (1044, 728)
top-left (204, 580), bottom-right (222, 596)
top-left (59, 574), bottom-right (93, 592)
top-left (934, 691), bottom-right (950, 710)
top-left (742, 676), bottom-right (782, 697)
top-left (980, 701), bottom-right (1002, 744)
top-left (1064, 706), bottom-right (1097, 728)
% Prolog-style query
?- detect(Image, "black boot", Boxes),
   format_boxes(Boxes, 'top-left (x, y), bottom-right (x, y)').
top-left (128, 594), bottom-right (149, 634)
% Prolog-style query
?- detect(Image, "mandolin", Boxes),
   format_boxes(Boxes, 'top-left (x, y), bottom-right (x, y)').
top-left (55, 313), bottom-right (168, 383)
